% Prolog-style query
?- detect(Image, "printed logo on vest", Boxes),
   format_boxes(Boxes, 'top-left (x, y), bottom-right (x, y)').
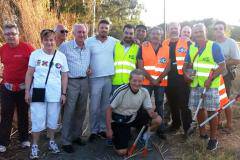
top-left (159, 57), bottom-right (167, 64)
top-left (128, 55), bottom-right (135, 60)
top-left (202, 57), bottom-right (210, 62)
top-left (177, 47), bottom-right (187, 53)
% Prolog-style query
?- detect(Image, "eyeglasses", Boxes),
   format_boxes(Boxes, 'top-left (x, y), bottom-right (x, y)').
top-left (60, 30), bottom-right (68, 34)
top-left (4, 32), bottom-right (18, 36)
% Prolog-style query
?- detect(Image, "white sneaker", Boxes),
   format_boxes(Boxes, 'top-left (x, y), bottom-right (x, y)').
top-left (29, 145), bottom-right (40, 159)
top-left (0, 145), bottom-right (6, 152)
top-left (48, 141), bottom-right (60, 154)
top-left (21, 141), bottom-right (31, 148)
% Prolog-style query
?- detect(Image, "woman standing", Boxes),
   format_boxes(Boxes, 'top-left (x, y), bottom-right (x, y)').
top-left (25, 29), bottom-right (68, 159)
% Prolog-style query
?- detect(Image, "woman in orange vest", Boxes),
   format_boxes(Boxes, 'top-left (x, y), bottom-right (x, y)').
top-left (137, 27), bottom-right (170, 139)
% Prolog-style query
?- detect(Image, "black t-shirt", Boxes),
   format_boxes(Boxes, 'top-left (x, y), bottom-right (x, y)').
top-left (167, 41), bottom-right (191, 87)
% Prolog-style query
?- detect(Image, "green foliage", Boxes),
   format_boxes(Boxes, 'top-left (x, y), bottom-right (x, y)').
top-left (230, 26), bottom-right (240, 41)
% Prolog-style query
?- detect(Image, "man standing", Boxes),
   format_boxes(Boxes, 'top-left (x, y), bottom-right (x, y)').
top-left (54, 24), bottom-right (68, 47)
top-left (214, 21), bottom-right (240, 133)
top-left (137, 27), bottom-right (170, 139)
top-left (106, 69), bottom-right (161, 156)
top-left (85, 19), bottom-right (118, 142)
top-left (162, 22), bottom-right (192, 135)
top-left (184, 23), bottom-right (225, 150)
top-left (181, 25), bottom-right (192, 42)
top-left (0, 23), bottom-right (35, 152)
top-left (60, 24), bottom-right (90, 153)
top-left (134, 24), bottom-right (147, 45)
top-left (112, 24), bottom-right (139, 92)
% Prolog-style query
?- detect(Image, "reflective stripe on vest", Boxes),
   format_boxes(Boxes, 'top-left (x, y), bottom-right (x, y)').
top-left (218, 76), bottom-right (229, 107)
top-left (162, 38), bottom-right (188, 75)
top-left (112, 42), bottom-right (139, 85)
top-left (189, 41), bottom-right (220, 88)
top-left (142, 41), bottom-right (169, 86)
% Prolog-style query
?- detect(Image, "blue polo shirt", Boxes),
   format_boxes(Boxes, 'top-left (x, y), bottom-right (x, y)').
top-left (185, 42), bottom-right (225, 64)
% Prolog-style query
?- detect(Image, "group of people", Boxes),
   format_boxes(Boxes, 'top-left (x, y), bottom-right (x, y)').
top-left (0, 18), bottom-right (239, 159)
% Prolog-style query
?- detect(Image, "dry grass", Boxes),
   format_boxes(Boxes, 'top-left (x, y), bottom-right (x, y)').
top-left (166, 107), bottom-right (240, 160)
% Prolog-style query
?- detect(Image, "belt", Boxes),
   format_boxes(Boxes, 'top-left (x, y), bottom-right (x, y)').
top-left (69, 77), bottom-right (87, 80)
top-left (4, 82), bottom-right (25, 92)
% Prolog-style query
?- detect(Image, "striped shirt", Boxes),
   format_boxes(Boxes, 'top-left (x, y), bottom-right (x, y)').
top-left (59, 40), bottom-right (90, 78)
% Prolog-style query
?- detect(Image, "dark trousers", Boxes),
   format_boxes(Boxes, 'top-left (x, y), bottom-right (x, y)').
top-left (0, 86), bottom-right (29, 146)
top-left (143, 85), bottom-right (164, 118)
top-left (165, 83), bottom-right (192, 132)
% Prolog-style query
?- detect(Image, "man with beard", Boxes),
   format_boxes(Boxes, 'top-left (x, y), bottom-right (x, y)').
top-left (162, 22), bottom-right (192, 136)
top-left (85, 19), bottom-right (119, 142)
top-left (112, 24), bottom-right (139, 92)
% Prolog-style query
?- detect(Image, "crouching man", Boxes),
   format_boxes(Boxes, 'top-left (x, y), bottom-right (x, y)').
top-left (106, 69), bottom-right (161, 156)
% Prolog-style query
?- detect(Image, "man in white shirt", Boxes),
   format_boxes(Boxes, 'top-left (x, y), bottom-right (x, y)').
top-left (85, 19), bottom-right (119, 142)
top-left (214, 21), bottom-right (240, 133)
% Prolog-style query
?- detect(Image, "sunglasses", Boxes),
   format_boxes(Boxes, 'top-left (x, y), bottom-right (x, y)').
top-left (60, 30), bottom-right (68, 34)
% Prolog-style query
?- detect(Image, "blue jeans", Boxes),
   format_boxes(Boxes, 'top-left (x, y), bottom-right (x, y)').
top-left (143, 85), bottom-right (165, 130)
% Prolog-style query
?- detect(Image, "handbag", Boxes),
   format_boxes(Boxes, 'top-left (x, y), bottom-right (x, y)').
top-left (32, 50), bottom-right (56, 102)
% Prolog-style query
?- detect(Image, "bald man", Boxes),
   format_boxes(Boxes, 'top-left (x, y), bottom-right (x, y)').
top-left (59, 24), bottom-right (91, 153)
top-left (181, 25), bottom-right (192, 42)
top-left (54, 24), bottom-right (68, 47)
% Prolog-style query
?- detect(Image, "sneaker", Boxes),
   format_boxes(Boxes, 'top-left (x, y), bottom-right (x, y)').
top-left (200, 134), bottom-right (210, 140)
top-left (21, 141), bottom-right (31, 148)
top-left (0, 145), bottom-right (6, 153)
top-left (88, 133), bottom-right (99, 142)
top-left (72, 138), bottom-right (86, 146)
top-left (29, 145), bottom-right (40, 159)
top-left (207, 139), bottom-right (218, 151)
top-left (48, 141), bottom-right (60, 154)
top-left (98, 131), bottom-right (107, 139)
top-left (62, 145), bottom-right (74, 153)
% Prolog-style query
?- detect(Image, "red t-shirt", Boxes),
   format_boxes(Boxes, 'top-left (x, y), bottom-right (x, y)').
top-left (0, 42), bottom-right (35, 84)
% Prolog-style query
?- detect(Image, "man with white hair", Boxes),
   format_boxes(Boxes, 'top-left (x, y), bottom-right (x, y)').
top-left (59, 24), bottom-right (91, 153)
top-left (183, 23), bottom-right (226, 151)
top-left (54, 24), bottom-right (68, 47)
top-left (181, 25), bottom-right (192, 42)
top-left (162, 22), bottom-right (192, 136)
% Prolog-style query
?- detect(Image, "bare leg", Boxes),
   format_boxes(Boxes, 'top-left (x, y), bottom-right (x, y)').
top-left (197, 109), bottom-right (207, 136)
top-left (208, 111), bottom-right (218, 139)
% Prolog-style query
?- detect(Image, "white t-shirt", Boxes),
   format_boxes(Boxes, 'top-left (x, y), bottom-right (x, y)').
top-left (29, 49), bottom-right (69, 102)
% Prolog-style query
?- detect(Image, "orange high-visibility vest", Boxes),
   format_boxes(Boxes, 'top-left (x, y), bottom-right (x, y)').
top-left (218, 75), bottom-right (229, 107)
top-left (142, 42), bottom-right (170, 86)
top-left (162, 38), bottom-right (188, 75)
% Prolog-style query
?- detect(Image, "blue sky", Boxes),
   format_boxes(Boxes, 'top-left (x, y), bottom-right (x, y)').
top-left (140, 0), bottom-right (240, 26)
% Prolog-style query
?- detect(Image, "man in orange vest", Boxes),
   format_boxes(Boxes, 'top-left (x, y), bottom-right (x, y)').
top-left (137, 27), bottom-right (170, 139)
top-left (163, 22), bottom-right (192, 136)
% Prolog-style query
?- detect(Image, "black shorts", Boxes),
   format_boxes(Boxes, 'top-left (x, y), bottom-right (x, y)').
top-left (112, 108), bottom-right (151, 150)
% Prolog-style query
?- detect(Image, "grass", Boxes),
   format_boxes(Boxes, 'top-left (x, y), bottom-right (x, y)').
top-left (165, 107), bottom-right (240, 160)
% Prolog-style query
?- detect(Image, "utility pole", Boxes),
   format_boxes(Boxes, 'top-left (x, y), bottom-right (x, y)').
top-left (164, 0), bottom-right (166, 39)
top-left (92, 0), bottom-right (96, 36)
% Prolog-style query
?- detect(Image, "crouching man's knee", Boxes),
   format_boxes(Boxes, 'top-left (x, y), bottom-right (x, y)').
top-left (150, 115), bottom-right (162, 130)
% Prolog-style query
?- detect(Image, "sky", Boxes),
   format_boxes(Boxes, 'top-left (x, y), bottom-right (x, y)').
top-left (139, 0), bottom-right (240, 26)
